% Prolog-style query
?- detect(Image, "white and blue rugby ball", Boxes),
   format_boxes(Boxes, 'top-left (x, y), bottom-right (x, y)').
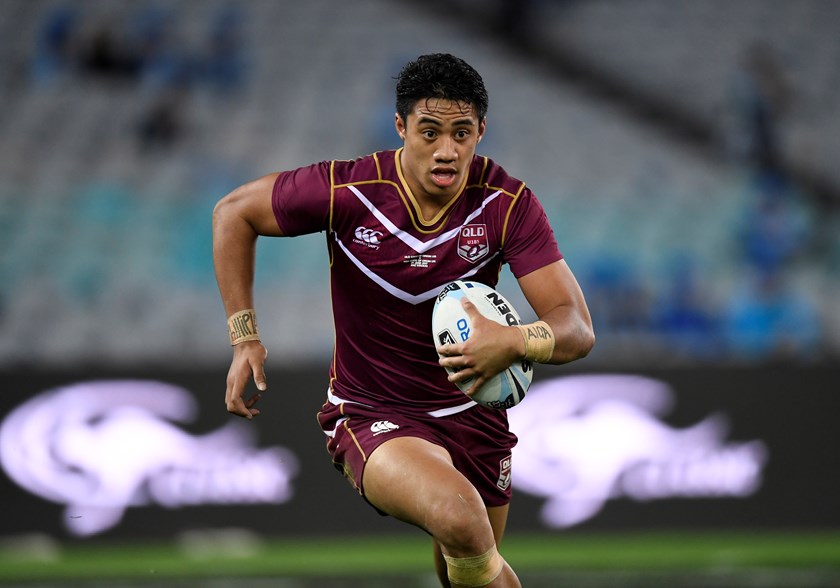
top-left (432, 280), bottom-right (533, 409)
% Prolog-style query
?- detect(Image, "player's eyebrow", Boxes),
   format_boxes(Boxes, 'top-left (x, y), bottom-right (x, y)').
top-left (416, 116), bottom-right (475, 127)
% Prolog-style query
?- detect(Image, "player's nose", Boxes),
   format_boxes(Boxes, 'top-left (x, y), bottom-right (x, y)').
top-left (434, 136), bottom-right (457, 162)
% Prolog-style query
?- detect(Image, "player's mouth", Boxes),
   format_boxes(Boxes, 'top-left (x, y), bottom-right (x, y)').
top-left (431, 167), bottom-right (458, 188)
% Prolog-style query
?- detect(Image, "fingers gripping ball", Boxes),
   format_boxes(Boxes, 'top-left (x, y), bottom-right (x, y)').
top-left (432, 280), bottom-right (533, 409)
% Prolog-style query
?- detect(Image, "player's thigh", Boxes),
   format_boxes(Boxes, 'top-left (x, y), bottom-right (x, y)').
top-left (364, 436), bottom-right (489, 535)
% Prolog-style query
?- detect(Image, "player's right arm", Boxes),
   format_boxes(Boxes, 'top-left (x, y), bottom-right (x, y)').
top-left (212, 173), bottom-right (283, 419)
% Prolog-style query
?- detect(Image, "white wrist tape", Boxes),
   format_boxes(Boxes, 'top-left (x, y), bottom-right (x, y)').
top-left (516, 320), bottom-right (555, 363)
top-left (228, 309), bottom-right (260, 345)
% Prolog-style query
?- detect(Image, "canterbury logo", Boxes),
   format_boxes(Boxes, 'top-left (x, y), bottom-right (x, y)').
top-left (370, 420), bottom-right (399, 436)
top-left (354, 226), bottom-right (383, 245)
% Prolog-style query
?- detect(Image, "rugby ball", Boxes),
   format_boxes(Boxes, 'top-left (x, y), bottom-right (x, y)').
top-left (432, 280), bottom-right (533, 409)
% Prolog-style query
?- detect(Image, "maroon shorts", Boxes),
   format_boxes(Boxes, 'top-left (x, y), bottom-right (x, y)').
top-left (316, 399), bottom-right (518, 508)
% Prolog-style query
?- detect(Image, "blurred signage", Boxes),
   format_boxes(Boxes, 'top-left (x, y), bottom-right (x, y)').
top-left (509, 374), bottom-right (768, 527)
top-left (0, 368), bottom-right (837, 539)
top-left (0, 380), bottom-right (298, 536)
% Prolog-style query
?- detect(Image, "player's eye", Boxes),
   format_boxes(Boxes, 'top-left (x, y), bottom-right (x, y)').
top-left (422, 130), bottom-right (436, 139)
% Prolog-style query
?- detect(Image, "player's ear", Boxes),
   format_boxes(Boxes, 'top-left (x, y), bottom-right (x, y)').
top-left (395, 113), bottom-right (406, 141)
top-left (477, 118), bottom-right (486, 143)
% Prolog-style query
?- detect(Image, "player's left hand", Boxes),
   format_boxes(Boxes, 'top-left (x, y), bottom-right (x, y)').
top-left (437, 297), bottom-right (524, 397)
top-left (225, 340), bottom-right (268, 419)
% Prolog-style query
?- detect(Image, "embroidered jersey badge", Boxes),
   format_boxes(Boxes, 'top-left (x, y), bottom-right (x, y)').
top-left (457, 224), bottom-right (489, 263)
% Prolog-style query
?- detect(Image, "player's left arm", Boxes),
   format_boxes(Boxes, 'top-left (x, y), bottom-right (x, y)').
top-left (516, 258), bottom-right (595, 364)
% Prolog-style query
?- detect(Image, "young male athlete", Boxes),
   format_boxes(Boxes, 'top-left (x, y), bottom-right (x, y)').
top-left (213, 53), bottom-right (594, 587)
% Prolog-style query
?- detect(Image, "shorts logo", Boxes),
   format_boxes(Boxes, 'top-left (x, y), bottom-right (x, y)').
top-left (353, 226), bottom-right (383, 249)
top-left (497, 455), bottom-right (512, 491)
top-left (457, 224), bottom-right (489, 263)
top-left (370, 420), bottom-right (399, 436)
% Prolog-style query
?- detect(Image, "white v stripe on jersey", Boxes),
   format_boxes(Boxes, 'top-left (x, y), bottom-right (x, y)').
top-left (334, 235), bottom-right (499, 304)
top-left (348, 185), bottom-right (502, 254)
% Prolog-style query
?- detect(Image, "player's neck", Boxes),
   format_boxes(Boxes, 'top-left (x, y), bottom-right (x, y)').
top-left (414, 192), bottom-right (455, 223)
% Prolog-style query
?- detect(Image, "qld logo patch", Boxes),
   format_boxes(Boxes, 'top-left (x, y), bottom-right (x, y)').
top-left (497, 455), bottom-right (512, 491)
top-left (457, 224), bottom-right (489, 263)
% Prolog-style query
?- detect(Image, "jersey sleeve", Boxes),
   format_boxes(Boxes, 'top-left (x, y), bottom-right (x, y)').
top-left (271, 161), bottom-right (332, 236)
top-left (502, 187), bottom-right (564, 277)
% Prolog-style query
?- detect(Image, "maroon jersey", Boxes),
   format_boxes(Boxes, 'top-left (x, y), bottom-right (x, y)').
top-left (272, 149), bottom-right (562, 413)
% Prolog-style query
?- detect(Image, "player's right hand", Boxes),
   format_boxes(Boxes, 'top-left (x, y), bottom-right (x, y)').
top-left (438, 298), bottom-right (524, 397)
top-left (225, 340), bottom-right (268, 419)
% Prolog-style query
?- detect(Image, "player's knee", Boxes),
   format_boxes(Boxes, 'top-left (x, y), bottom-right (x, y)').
top-left (429, 491), bottom-right (491, 554)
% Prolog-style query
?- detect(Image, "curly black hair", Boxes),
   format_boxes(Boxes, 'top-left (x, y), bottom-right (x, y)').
top-left (395, 53), bottom-right (488, 123)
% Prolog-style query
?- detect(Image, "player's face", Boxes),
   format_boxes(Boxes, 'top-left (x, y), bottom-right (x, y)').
top-left (396, 98), bottom-right (485, 202)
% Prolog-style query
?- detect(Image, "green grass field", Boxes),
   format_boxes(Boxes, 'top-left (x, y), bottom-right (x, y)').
top-left (1, 531), bottom-right (839, 587)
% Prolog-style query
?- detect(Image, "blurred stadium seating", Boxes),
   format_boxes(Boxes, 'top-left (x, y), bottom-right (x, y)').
top-left (0, 0), bottom-right (838, 368)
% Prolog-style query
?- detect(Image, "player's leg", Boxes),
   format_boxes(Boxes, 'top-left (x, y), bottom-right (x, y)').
top-left (433, 540), bottom-right (451, 587)
top-left (485, 504), bottom-right (520, 586)
top-left (432, 504), bottom-right (516, 587)
top-left (364, 436), bottom-right (521, 587)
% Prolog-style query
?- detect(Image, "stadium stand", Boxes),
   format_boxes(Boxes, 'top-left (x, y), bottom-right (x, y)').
top-left (0, 0), bottom-right (837, 367)
top-left (532, 0), bottom-right (840, 188)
